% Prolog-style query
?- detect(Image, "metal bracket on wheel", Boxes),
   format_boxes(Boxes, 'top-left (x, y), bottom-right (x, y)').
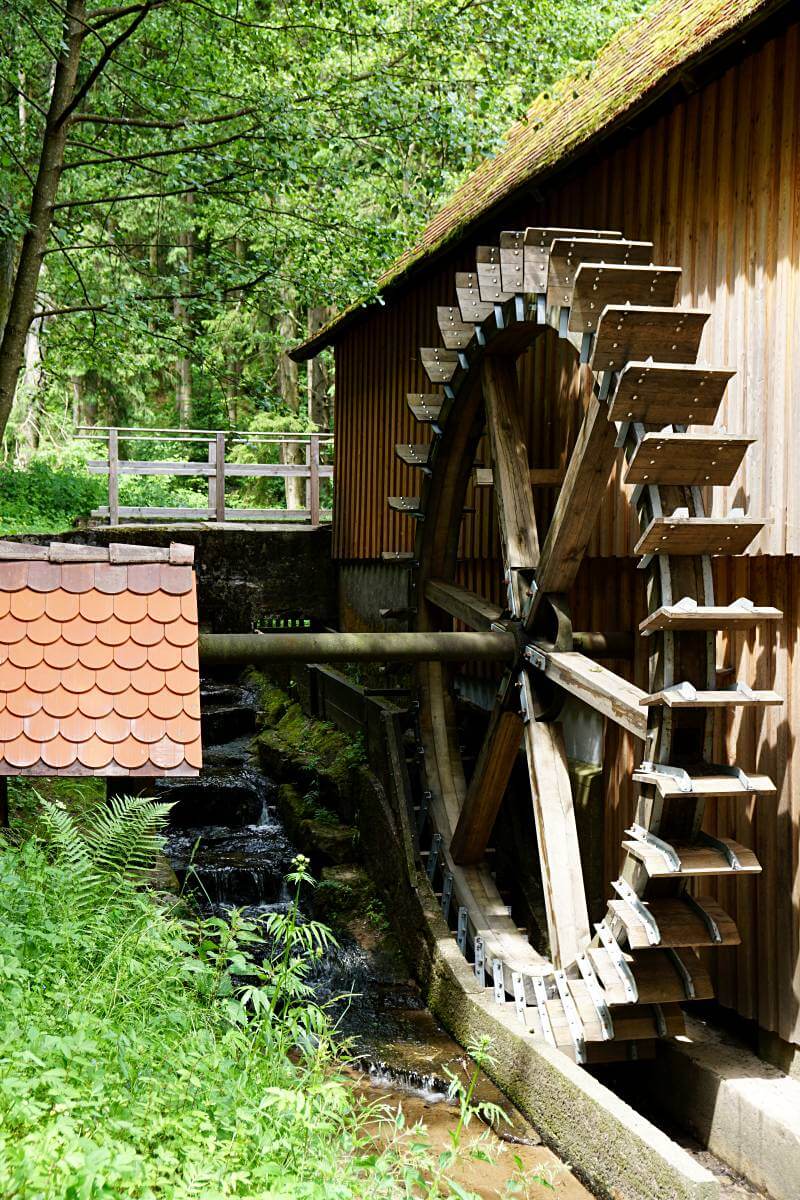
top-left (441, 871), bottom-right (454, 919)
top-left (531, 974), bottom-right (557, 1047)
top-left (554, 970), bottom-right (586, 1063)
top-left (637, 761), bottom-right (694, 793)
top-left (473, 934), bottom-right (486, 986)
top-left (665, 947), bottom-right (696, 1000)
top-left (652, 1003), bottom-right (669, 1038)
top-left (595, 921), bottom-right (638, 1002)
top-left (626, 822), bottom-right (682, 872)
top-left (523, 644), bottom-right (547, 671)
top-left (683, 891), bottom-right (722, 943)
top-left (456, 906), bottom-right (468, 955)
top-left (426, 831), bottom-right (443, 882)
top-left (612, 878), bottom-right (661, 946)
top-left (696, 830), bottom-right (742, 870)
top-left (512, 972), bottom-right (527, 1025)
top-left (576, 954), bottom-right (614, 1040)
top-left (492, 959), bottom-right (506, 1004)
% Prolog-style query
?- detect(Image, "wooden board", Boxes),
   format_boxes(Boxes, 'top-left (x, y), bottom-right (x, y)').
top-left (523, 226), bottom-right (622, 293)
top-left (641, 686), bottom-right (782, 708)
top-left (608, 362), bottom-right (734, 424)
top-left (571, 268), bottom-right (680, 339)
top-left (591, 306), bottom-right (710, 372)
top-left (482, 357), bottom-right (539, 609)
top-left (569, 264), bottom-right (681, 333)
top-left (639, 602), bottom-right (783, 634)
top-left (476, 246), bottom-right (513, 303)
top-left (526, 390), bottom-right (619, 613)
top-left (539, 649), bottom-right (648, 740)
top-left (450, 701), bottom-right (524, 865)
top-left (407, 393), bottom-right (443, 423)
top-left (610, 896), bottom-right (740, 949)
top-left (624, 433), bottom-right (753, 486)
top-left (498, 230), bottom-right (525, 293)
top-left (420, 347), bottom-right (459, 384)
top-left (622, 836), bottom-right (761, 878)
top-left (455, 272), bottom-right (494, 323)
top-left (395, 443), bottom-right (432, 468)
top-left (387, 495), bottom-right (421, 514)
top-left (632, 767), bottom-right (776, 798)
top-left (635, 515), bottom-right (764, 556)
top-left (627, 948), bottom-right (714, 1003)
top-left (437, 305), bottom-right (474, 350)
top-left (547, 238), bottom-right (653, 311)
top-left (424, 578), bottom-right (503, 631)
top-left (521, 680), bottom-right (591, 969)
top-left (474, 467), bottom-right (564, 487)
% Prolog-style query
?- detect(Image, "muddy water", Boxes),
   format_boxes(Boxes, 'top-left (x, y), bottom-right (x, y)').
top-left (159, 679), bottom-right (590, 1199)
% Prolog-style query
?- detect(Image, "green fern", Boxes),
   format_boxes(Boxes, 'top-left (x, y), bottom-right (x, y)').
top-left (38, 794), bottom-right (173, 913)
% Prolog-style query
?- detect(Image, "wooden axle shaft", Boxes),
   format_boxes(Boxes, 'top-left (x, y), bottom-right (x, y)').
top-left (199, 630), bottom-right (634, 667)
top-left (199, 631), bottom-right (517, 665)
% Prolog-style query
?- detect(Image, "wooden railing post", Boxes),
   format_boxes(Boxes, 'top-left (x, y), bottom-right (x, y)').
top-left (207, 437), bottom-right (216, 515)
top-left (215, 431), bottom-right (225, 522)
top-left (108, 427), bottom-right (119, 526)
top-left (308, 433), bottom-right (320, 526)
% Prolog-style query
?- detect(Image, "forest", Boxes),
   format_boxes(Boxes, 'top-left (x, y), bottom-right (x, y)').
top-left (0, 0), bottom-right (649, 529)
top-left (0, 2), bottom-right (651, 1197)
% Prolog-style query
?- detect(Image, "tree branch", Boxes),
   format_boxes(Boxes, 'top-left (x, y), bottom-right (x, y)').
top-left (55, 1), bottom-right (156, 129)
top-left (63, 124), bottom-right (258, 169)
top-left (70, 105), bottom-right (256, 129)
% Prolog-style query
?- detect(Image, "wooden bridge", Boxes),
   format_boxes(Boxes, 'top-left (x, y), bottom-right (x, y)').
top-left (78, 426), bottom-right (333, 526)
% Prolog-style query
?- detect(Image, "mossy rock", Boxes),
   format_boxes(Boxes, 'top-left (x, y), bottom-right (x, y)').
top-left (273, 782), bottom-right (357, 868)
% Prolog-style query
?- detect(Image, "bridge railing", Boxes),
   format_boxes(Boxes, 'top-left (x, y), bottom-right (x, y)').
top-left (76, 426), bottom-right (333, 526)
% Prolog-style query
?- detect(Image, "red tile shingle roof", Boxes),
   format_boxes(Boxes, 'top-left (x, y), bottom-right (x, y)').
top-left (0, 542), bottom-right (201, 776)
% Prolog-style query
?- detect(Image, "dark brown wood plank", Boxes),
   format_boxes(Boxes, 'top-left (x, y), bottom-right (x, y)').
top-left (634, 515), bottom-right (764, 556)
top-left (624, 433), bottom-right (753, 486)
top-left (482, 356), bottom-right (539, 613)
top-left (569, 264), bottom-right (681, 333)
top-left (525, 388), bottom-right (618, 622)
top-left (450, 700), bottom-right (524, 865)
top-left (608, 362), bottom-right (734, 424)
top-left (591, 306), bottom-right (710, 371)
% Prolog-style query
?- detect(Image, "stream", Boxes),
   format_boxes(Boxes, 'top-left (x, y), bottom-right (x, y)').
top-left (156, 676), bottom-right (589, 1199)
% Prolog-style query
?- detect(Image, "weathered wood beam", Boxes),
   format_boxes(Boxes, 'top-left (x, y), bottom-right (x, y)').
top-left (450, 690), bottom-right (523, 865)
top-left (482, 356), bottom-right (539, 613)
top-left (520, 673), bottom-right (591, 968)
top-left (525, 384), bottom-right (618, 628)
top-left (199, 630), bottom-right (518, 665)
top-left (531, 646), bottom-right (648, 740)
top-left (425, 578), bottom-right (504, 631)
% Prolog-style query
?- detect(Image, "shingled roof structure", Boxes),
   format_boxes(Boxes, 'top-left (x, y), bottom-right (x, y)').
top-left (293, 0), bottom-right (786, 360)
top-left (0, 542), bottom-right (201, 776)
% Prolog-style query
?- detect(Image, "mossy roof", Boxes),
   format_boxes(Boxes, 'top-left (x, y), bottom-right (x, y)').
top-left (293, 0), bottom-right (785, 361)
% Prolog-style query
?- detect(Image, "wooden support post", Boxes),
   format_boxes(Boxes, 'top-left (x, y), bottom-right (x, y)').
top-left (450, 689), bottom-right (523, 864)
top-left (207, 438), bottom-right (216, 516)
top-left (108, 427), bottom-right (119, 527)
top-left (215, 431), bottom-right (225, 523)
top-left (308, 433), bottom-right (320, 526)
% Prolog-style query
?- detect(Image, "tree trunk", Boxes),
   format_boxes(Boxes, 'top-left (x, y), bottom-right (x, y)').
top-left (277, 290), bottom-right (304, 511)
top-left (0, 0), bottom-right (86, 439)
top-left (13, 309), bottom-right (45, 462)
top-left (224, 236), bottom-right (246, 425)
top-left (174, 194), bottom-right (195, 427)
top-left (307, 305), bottom-right (332, 431)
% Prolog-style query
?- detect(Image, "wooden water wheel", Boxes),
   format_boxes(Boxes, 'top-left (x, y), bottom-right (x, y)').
top-left (388, 227), bottom-right (783, 1062)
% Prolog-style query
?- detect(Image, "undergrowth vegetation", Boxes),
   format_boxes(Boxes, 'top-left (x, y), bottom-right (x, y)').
top-left (0, 793), bottom-right (546, 1199)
